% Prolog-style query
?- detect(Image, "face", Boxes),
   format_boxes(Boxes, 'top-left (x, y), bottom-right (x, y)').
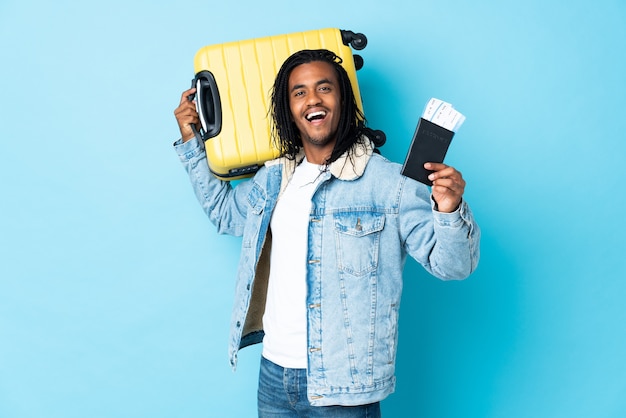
top-left (288, 61), bottom-right (342, 158)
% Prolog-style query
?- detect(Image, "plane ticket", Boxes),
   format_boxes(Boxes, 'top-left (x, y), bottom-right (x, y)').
top-left (422, 98), bottom-right (466, 133)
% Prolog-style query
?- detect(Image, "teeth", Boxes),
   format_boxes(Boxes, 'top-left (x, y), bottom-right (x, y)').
top-left (306, 111), bottom-right (326, 121)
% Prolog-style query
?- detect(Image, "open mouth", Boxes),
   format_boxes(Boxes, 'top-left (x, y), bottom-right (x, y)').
top-left (305, 111), bottom-right (327, 122)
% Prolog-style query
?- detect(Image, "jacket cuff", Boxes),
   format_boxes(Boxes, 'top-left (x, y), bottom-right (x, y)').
top-left (431, 198), bottom-right (466, 227)
top-left (173, 135), bottom-right (204, 160)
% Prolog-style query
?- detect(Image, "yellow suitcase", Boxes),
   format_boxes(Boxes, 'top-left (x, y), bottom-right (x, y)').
top-left (191, 28), bottom-right (370, 180)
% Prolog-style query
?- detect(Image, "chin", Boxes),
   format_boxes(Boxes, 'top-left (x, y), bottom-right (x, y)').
top-left (306, 132), bottom-right (336, 146)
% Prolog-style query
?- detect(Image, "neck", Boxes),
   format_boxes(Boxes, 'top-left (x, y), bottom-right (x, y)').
top-left (301, 143), bottom-right (334, 165)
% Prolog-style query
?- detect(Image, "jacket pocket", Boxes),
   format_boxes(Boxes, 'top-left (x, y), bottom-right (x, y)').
top-left (333, 212), bottom-right (385, 276)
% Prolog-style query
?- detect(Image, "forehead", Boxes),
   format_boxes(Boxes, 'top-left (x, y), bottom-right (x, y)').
top-left (288, 61), bottom-right (338, 88)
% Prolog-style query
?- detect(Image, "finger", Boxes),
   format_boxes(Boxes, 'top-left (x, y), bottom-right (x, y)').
top-left (432, 176), bottom-right (463, 193)
top-left (174, 98), bottom-right (200, 120)
top-left (432, 178), bottom-right (464, 197)
top-left (180, 87), bottom-right (197, 105)
top-left (174, 100), bottom-right (197, 117)
top-left (424, 163), bottom-right (454, 179)
top-left (424, 162), bottom-right (447, 171)
top-left (174, 103), bottom-right (199, 134)
top-left (428, 168), bottom-right (462, 183)
top-left (176, 110), bottom-right (199, 128)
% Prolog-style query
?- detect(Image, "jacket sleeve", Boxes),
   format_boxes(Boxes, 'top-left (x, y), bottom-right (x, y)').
top-left (173, 136), bottom-right (253, 237)
top-left (399, 177), bottom-right (481, 280)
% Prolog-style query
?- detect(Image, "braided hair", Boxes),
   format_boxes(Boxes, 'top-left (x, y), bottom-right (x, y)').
top-left (269, 49), bottom-right (375, 166)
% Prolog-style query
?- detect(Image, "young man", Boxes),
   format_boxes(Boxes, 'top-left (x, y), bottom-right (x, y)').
top-left (173, 49), bottom-right (480, 417)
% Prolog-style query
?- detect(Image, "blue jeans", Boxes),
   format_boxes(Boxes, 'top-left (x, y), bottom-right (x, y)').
top-left (257, 356), bottom-right (382, 417)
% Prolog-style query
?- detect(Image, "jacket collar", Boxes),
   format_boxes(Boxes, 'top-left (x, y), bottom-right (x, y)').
top-left (267, 137), bottom-right (374, 189)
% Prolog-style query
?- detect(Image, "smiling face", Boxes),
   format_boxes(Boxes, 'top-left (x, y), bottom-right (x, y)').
top-left (287, 60), bottom-right (342, 164)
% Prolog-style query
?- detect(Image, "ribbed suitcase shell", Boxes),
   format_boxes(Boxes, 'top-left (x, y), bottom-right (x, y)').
top-left (193, 28), bottom-right (365, 180)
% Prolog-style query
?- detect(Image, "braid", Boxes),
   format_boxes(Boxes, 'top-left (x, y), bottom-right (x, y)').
top-left (270, 67), bottom-right (301, 159)
top-left (269, 49), bottom-right (369, 164)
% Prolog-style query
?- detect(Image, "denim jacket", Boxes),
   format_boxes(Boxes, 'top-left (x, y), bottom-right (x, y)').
top-left (175, 135), bottom-right (480, 407)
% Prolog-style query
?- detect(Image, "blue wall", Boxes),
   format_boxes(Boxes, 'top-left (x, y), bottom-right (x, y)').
top-left (1, 0), bottom-right (625, 417)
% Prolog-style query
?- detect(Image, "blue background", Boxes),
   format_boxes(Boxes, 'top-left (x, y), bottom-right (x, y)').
top-left (1, 0), bottom-right (625, 417)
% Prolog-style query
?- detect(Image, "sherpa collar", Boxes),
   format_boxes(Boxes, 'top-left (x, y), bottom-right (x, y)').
top-left (266, 137), bottom-right (374, 191)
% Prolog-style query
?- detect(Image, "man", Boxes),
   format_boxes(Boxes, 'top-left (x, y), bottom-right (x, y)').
top-left (173, 49), bottom-right (480, 417)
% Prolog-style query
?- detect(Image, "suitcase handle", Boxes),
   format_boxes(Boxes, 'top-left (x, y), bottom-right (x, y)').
top-left (190, 71), bottom-right (222, 140)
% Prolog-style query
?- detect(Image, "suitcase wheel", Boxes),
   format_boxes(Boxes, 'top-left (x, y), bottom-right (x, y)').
top-left (340, 30), bottom-right (367, 50)
top-left (353, 54), bottom-right (364, 71)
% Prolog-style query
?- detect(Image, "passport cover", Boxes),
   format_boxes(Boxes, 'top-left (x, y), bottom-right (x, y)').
top-left (401, 118), bottom-right (454, 186)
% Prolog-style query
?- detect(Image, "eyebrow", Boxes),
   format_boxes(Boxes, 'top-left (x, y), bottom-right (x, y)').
top-left (290, 78), bottom-right (334, 93)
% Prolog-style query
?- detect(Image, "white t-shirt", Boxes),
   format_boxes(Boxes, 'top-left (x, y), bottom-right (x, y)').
top-left (262, 158), bottom-right (324, 368)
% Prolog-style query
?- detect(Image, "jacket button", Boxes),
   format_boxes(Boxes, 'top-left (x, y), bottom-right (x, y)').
top-left (236, 321), bottom-right (241, 328)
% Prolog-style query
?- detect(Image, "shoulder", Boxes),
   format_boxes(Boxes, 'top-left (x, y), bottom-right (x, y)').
top-left (364, 152), bottom-right (403, 176)
top-left (363, 153), bottom-right (432, 196)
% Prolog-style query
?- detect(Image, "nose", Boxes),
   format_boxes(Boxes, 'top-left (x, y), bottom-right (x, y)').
top-left (306, 89), bottom-right (322, 106)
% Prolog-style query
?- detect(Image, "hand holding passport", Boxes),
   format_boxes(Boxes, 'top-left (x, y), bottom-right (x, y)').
top-left (401, 98), bottom-right (465, 186)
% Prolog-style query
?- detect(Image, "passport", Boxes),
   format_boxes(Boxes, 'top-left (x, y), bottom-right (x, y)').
top-left (401, 98), bottom-right (465, 186)
top-left (401, 118), bottom-right (454, 186)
